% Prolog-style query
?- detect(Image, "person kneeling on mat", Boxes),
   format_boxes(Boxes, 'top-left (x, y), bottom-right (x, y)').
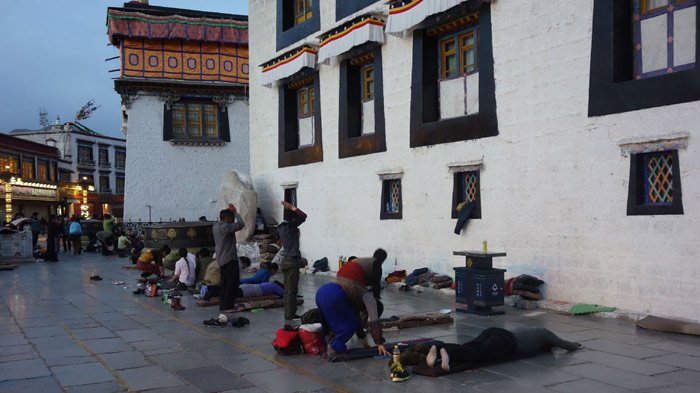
top-left (315, 261), bottom-right (389, 360)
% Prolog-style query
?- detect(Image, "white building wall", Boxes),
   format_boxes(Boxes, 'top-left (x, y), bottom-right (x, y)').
top-left (123, 95), bottom-right (249, 223)
top-left (249, 0), bottom-right (700, 321)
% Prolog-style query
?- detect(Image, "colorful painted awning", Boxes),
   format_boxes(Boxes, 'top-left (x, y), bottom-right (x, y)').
top-left (260, 47), bottom-right (318, 86)
top-left (107, 9), bottom-right (248, 46)
top-left (317, 17), bottom-right (385, 64)
top-left (386, 0), bottom-right (469, 35)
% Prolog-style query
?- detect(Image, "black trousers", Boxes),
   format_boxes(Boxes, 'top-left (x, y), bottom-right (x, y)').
top-left (219, 260), bottom-right (240, 310)
top-left (441, 327), bottom-right (517, 363)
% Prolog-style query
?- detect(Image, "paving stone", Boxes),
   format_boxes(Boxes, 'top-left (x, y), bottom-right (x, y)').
top-left (0, 323), bottom-right (22, 334)
top-left (148, 351), bottom-right (216, 371)
top-left (23, 325), bottom-right (69, 338)
top-left (0, 376), bottom-right (63, 393)
top-left (560, 363), bottom-right (673, 390)
top-left (52, 362), bottom-right (115, 387)
top-left (82, 338), bottom-right (133, 354)
top-left (572, 350), bottom-right (678, 375)
top-left (242, 368), bottom-right (327, 393)
top-left (140, 385), bottom-right (201, 393)
top-left (65, 381), bottom-right (125, 393)
top-left (655, 369), bottom-right (700, 386)
top-left (100, 319), bottom-right (143, 331)
top-left (549, 378), bottom-right (633, 393)
top-left (98, 351), bottom-right (150, 370)
top-left (581, 338), bottom-right (670, 359)
top-left (117, 365), bottom-right (185, 391)
top-left (221, 353), bottom-right (277, 373)
top-left (114, 328), bottom-right (162, 343)
top-left (177, 366), bottom-right (253, 392)
top-left (0, 358), bottom-right (51, 381)
top-left (483, 359), bottom-right (580, 385)
top-left (0, 333), bottom-right (28, 347)
top-left (644, 340), bottom-right (700, 357)
top-left (130, 338), bottom-right (174, 352)
top-left (647, 354), bottom-right (700, 372)
top-left (72, 327), bottom-right (117, 340)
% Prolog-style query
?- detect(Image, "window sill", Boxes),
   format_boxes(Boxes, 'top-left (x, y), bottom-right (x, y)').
top-left (169, 139), bottom-right (226, 147)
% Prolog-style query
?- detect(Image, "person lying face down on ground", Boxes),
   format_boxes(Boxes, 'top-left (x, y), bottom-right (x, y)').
top-left (196, 281), bottom-right (285, 306)
top-left (316, 260), bottom-right (389, 359)
top-left (397, 326), bottom-right (581, 372)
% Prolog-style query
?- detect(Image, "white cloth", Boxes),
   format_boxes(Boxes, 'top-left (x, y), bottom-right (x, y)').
top-left (174, 253), bottom-right (196, 286)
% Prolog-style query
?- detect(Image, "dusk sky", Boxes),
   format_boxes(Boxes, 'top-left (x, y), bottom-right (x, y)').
top-left (0, 0), bottom-right (248, 139)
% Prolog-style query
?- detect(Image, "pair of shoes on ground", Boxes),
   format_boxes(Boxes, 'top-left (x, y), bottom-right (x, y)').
top-left (426, 345), bottom-right (450, 371)
top-left (203, 314), bottom-right (249, 328)
top-left (89, 275), bottom-right (103, 281)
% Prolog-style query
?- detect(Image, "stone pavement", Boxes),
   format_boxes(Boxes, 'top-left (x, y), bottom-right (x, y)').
top-left (1, 252), bottom-right (699, 393)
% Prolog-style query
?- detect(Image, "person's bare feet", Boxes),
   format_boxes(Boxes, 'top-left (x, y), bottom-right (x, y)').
top-left (426, 345), bottom-right (437, 367)
top-left (440, 348), bottom-right (450, 371)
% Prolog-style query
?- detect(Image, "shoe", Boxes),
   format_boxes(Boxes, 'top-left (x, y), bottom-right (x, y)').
top-left (132, 288), bottom-right (145, 295)
top-left (390, 365), bottom-right (412, 382)
top-left (231, 317), bottom-right (250, 327)
top-left (90, 275), bottom-right (103, 281)
top-left (203, 314), bottom-right (228, 327)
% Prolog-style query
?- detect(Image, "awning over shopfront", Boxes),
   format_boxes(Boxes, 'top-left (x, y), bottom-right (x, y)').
top-left (260, 46), bottom-right (317, 87)
top-left (386, 0), bottom-right (471, 36)
top-left (317, 17), bottom-right (385, 64)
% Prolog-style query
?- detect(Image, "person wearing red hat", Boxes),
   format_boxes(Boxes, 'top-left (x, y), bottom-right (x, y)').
top-left (315, 261), bottom-right (388, 360)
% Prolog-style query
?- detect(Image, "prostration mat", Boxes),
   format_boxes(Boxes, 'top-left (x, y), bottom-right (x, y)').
top-left (330, 338), bottom-right (444, 362)
top-left (636, 315), bottom-right (700, 336)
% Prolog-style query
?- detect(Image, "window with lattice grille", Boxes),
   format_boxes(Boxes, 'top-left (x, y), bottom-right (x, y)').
top-left (451, 171), bottom-right (481, 219)
top-left (380, 179), bottom-right (402, 219)
top-left (628, 149), bottom-right (684, 215)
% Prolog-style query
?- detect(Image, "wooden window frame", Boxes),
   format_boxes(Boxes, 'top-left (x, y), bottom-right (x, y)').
top-left (439, 27), bottom-right (478, 80)
top-left (22, 160), bottom-right (34, 180)
top-left (380, 178), bottom-right (402, 220)
top-left (116, 176), bottom-right (125, 195)
top-left (77, 145), bottom-right (94, 165)
top-left (627, 149), bottom-right (684, 215)
top-left (459, 30), bottom-right (478, 74)
top-left (278, 71), bottom-right (323, 167)
top-left (451, 171), bottom-right (482, 219)
top-left (0, 154), bottom-right (20, 175)
top-left (295, 0), bottom-right (313, 25)
top-left (99, 175), bottom-right (111, 193)
top-left (164, 99), bottom-right (230, 142)
top-left (37, 160), bottom-right (49, 182)
top-left (297, 86), bottom-right (315, 118)
top-left (362, 64), bottom-right (375, 101)
top-left (277, 0), bottom-right (320, 50)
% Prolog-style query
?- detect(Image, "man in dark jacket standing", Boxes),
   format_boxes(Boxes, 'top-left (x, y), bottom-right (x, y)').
top-left (213, 203), bottom-right (245, 313)
top-left (278, 200), bottom-right (307, 328)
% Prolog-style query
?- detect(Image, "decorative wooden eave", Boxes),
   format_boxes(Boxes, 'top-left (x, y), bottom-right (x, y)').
top-left (114, 77), bottom-right (248, 97)
top-left (107, 7), bottom-right (248, 46)
top-left (317, 16), bottom-right (385, 64)
top-left (385, 0), bottom-right (484, 36)
top-left (259, 46), bottom-right (318, 87)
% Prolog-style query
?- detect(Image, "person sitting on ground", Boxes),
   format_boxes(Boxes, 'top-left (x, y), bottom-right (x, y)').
top-left (402, 327), bottom-right (581, 371)
top-left (195, 248), bottom-right (214, 282)
top-left (315, 260), bottom-right (388, 359)
top-left (129, 234), bottom-right (144, 264)
top-left (162, 247), bottom-right (182, 271)
top-left (116, 230), bottom-right (131, 257)
top-left (240, 262), bottom-right (278, 284)
top-left (136, 245), bottom-right (170, 280)
top-left (168, 247), bottom-right (196, 290)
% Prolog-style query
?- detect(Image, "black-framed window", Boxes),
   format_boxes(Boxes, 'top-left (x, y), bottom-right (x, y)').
top-left (98, 148), bottom-right (110, 167)
top-left (589, 0), bottom-right (700, 116)
top-left (116, 176), bottom-right (125, 194)
top-left (283, 187), bottom-right (297, 221)
top-left (0, 154), bottom-right (20, 175)
top-left (380, 179), bottom-right (402, 220)
top-left (339, 48), bottom-right (387, 158)
top-left (277, 0), bottom-right (320, 50)
top-left (163, 99), bottom-right (230, 143)
top-left (451, 171), bottom-right (481, 219)
top-left (99, 175), bottom-right (111, 193)
top-left (77, 145), bottom-right (94, 165)
top-left (627, 150), bottom-right (683, 215)
top-left (279, 72), bottom-right (323, 167)
top-left (115, 150), bottom-right (126, 170)
top-left (59, 171), bottom-right (72, 183)
top-left (22, 159), bottom-right (34, 180)
top-left (336, 0), bottom-right (379, 21)
top-left (37, 160), bottom-right (49, 182)
top-left (410, 2), bottom-right (498, 148)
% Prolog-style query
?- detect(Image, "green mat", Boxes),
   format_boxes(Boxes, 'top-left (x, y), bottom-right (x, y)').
top-left (570, 304), bottom-right (616, 315)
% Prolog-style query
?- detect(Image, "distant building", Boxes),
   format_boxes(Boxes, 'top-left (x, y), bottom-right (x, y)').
top-left (106, 1), bottom-right (250, 223)
top-left (0, 133), bottom-right (63, 220)
top-left (10, 122), bottom-right (127, 218)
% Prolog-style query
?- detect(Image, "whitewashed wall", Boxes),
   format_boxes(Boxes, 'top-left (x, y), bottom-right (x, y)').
top-left (249, 0), bottom-right (700, 321)
top-left (123, 95), bottom-right (250, 222)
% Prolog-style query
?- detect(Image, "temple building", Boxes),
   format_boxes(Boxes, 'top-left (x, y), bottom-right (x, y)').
top-left (10, 122), bottom-right (127, 219)
top-left (0, 133), bottom-right (63, 221)
top-left (248, 0), bottom-right (699, 321)
top-left (106, 1), bottom-right (250, 222)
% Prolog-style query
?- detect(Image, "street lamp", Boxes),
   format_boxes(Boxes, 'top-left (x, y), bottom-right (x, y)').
top-left (1, 165), bottom-right (13, 223)
top-left (78, 176), bottom-right (95, 219)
